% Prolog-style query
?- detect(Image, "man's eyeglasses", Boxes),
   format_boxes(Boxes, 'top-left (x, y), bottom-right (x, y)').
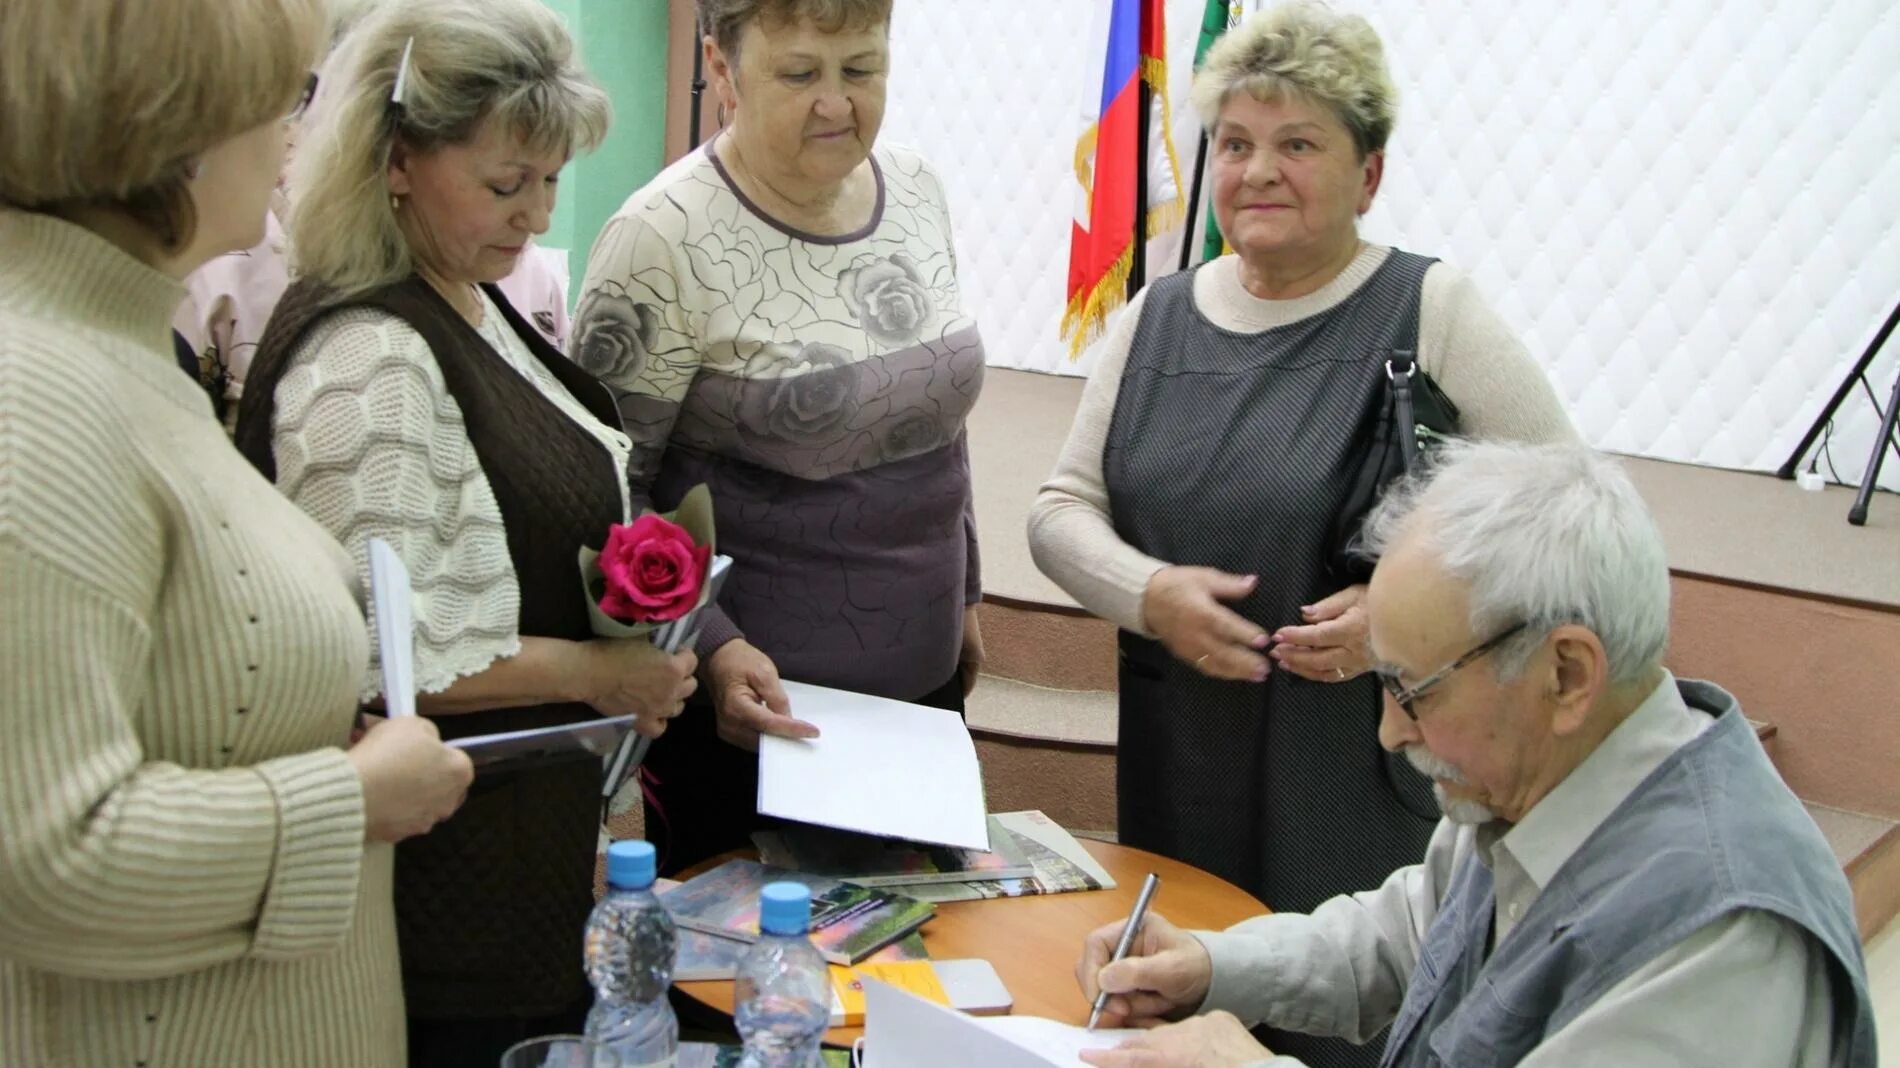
top-left (288, 72), bottom-right (319, 121)
top-left (1377, 622), bottom-right (1528, 721)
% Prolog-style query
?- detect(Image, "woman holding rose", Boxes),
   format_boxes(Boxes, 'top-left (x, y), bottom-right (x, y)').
top-left (231, 1), bottom-right (696, 1062)
top-left (573, 0), bottom-right (987, 870)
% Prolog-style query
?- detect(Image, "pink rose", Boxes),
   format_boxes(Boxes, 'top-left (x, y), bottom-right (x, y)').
top-left (597, 514), bottom-right (712, 623)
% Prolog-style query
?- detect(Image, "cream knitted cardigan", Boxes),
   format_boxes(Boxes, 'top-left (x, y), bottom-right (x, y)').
top-left (0, 210), bottom-right (402, 1068)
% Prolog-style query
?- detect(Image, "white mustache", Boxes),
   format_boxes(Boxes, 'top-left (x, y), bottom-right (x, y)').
top-left (1405, 746), bottom-right (1466, 784)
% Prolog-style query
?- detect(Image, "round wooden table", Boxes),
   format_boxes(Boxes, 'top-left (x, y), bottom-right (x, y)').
top-left (673, 838), bottom-right (1267, 1047)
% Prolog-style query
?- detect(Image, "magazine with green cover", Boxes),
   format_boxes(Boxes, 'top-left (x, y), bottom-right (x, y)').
top-left (658, 858), bottom-right (935, 966)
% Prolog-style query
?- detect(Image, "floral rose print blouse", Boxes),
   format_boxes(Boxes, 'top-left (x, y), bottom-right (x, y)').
top-left (574, 141), bottom-right (984, 700)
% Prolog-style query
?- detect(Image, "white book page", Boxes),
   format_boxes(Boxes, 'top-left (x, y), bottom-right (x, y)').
top-left (759, 681), bottom-right (989, 850)
top-left (975, 1016), bottom-right (1143, 1066)
top-left (861, 980), bottom-right (1140, 1067)
top-left (366, 539), bottom-right (415, 718)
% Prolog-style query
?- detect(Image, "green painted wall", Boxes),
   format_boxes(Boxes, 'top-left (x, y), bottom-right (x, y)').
top-left (544, 0), bottom-right (670, 304)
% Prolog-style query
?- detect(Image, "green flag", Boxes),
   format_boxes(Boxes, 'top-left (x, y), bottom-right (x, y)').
top-left (1196, 1), bottom-right (1243, 262)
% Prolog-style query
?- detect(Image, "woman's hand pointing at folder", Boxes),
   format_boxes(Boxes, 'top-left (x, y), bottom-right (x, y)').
top-left (705, 640), bottom-right (820, 751)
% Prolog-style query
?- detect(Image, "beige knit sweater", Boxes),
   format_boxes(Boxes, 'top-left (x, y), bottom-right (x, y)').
top-left (0, 211), bottom-right (402, 1068)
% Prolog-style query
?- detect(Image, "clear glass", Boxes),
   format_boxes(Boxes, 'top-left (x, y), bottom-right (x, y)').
top-left (498, 1035), bottom-right (622, 1068)
top-left (734, 932), bottom-right (830, 1068)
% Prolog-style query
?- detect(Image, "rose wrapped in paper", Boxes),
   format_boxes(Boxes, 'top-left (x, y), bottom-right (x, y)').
top-left (578, 483), bottom-right (717, 639)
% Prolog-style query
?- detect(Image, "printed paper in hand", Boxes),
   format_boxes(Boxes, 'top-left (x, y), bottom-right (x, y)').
top-left (369, 537), bottom-right (636, 771)
top-left (759, 682), bottom-right (990, 851)
top-left (366, 538), bottom-right (415, 718)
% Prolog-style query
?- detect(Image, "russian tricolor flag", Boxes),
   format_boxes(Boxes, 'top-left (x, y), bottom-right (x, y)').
top-left (1062, 0), bottom-right (1180, 359)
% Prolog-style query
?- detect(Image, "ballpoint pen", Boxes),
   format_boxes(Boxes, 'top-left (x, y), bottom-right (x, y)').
top-left (1088, 871), bottom-right (1161, 1031)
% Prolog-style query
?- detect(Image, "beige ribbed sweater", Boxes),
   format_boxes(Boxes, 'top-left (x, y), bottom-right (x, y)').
top-left (0, 211), bottom-right (403, 1068)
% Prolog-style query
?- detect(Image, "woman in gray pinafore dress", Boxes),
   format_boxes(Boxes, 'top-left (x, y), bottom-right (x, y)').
top-left (1028, 7), bottom-right (1574, 1066)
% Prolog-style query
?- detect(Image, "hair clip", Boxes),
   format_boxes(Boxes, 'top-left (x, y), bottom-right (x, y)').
top-left (390, 37), bottom-right (416, 109)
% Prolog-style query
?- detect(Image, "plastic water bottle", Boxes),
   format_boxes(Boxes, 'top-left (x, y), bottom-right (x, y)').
top-left (583, 840), bottom-right (679, 1068)
top-left (734, 881), bottom-right (830, 1068)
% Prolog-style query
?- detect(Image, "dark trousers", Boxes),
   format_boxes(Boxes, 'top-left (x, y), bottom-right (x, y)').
top-left (406, 997), bottom-right (589, 1068)
top-left (644, 673), bottom-right (966, 877)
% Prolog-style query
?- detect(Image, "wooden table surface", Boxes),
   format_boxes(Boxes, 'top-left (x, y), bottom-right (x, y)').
top-left (673, 839), bottom-right (1268, 1047)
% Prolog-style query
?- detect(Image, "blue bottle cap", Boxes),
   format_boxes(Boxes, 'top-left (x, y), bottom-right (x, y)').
top-left (758, 881), bottom-right (812, 937)
top-left (605, 840), bottom-right (657, 890)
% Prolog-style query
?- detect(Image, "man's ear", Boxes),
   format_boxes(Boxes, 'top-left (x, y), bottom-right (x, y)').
top-left (1546, 625), bottom-right (1609, 736)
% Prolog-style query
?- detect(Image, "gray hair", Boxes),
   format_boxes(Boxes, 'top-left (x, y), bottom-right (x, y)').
top-left (287, 0), bottom-right (609, 296)
top-left (697, 0), bottom-right (893, 60)
top-left (1361, 442), bottom-right (1671, 686)
top-left (1189, 1), bottom-right (1397, 159)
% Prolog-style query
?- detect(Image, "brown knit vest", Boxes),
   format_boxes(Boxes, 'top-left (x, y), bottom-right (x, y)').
top-left (238, 276), bottom-right (623, 1019)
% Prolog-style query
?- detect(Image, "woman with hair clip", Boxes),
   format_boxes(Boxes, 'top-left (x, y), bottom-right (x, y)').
top-left (233, 0), bottom-right (696, 1061)
top-left (0, 0), bottom-right (472, 1065)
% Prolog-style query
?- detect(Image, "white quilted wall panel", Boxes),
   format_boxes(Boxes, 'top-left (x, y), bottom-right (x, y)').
top-left (884, 0), bottom-right (1900, 487)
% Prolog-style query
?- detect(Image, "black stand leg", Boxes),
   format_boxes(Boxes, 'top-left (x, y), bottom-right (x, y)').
top-left (1776, 298), bottom-right (1900, 524)
top-left (1779, 300), bottom-right (1899, 479)
top-left (1850, 368), bottom-right (1900, 526)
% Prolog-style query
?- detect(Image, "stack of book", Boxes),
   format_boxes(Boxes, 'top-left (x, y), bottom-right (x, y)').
top-left (659, 811), bottom-right (1116, 981)
top-left (755, 809), bottom-right (1118, 905)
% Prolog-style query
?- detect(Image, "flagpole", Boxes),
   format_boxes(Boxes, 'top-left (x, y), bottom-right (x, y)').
top-left (1129, 81), bottom-right (1151, 301)
top-left (1178, 130), bottom-right (1208, 272)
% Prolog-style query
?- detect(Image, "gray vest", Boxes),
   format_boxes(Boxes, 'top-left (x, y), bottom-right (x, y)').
top-left (1381, 680), bottom-right (1876, 1068)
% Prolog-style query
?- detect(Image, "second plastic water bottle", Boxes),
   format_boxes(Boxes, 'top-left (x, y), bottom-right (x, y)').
top-left (734, 881), bottom-right (830, 1068)
top-left (583, 840), bottom-right (679, 1068)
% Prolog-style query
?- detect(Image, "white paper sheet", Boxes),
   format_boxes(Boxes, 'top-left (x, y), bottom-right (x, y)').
top-left (758, 681), bottom-right (990, 851)
top-left (860, 979), bottom-right (1140, 1068)
top-left (366, 538), bottom-right (415, 718)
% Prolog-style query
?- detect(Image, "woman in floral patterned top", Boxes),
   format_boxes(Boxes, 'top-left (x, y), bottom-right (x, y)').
top-left (574, 0), bottom-right (986, 869)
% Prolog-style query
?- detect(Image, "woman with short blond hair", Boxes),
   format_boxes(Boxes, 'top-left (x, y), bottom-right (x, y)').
top-left (0, 1), bottom-right (474, 1066)
top-left (1030, 6), bottom-right (1573, 1063)
top-left (233, 0), bottom-right (698, 1061)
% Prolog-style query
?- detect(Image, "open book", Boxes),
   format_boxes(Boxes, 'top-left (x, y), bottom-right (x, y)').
top-left (860, 978), bottom-right (1140, 1067)
top-left (752, 815), bottom-right (1036, 888)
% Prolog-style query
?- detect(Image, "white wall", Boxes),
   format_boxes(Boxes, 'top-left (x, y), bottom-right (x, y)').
top-left (884, 0), bottom-right (1900, 487)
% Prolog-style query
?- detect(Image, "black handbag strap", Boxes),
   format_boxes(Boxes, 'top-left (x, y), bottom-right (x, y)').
top-left (1388, 349), bottom-right (1421, 470)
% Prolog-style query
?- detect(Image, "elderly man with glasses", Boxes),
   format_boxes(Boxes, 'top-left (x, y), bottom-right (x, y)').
top-left (1074, 442), bottom-right (1877, 1068)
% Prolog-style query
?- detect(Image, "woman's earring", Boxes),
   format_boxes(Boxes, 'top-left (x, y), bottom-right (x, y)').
top-left (390, 193), bottom-right (402, 213)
